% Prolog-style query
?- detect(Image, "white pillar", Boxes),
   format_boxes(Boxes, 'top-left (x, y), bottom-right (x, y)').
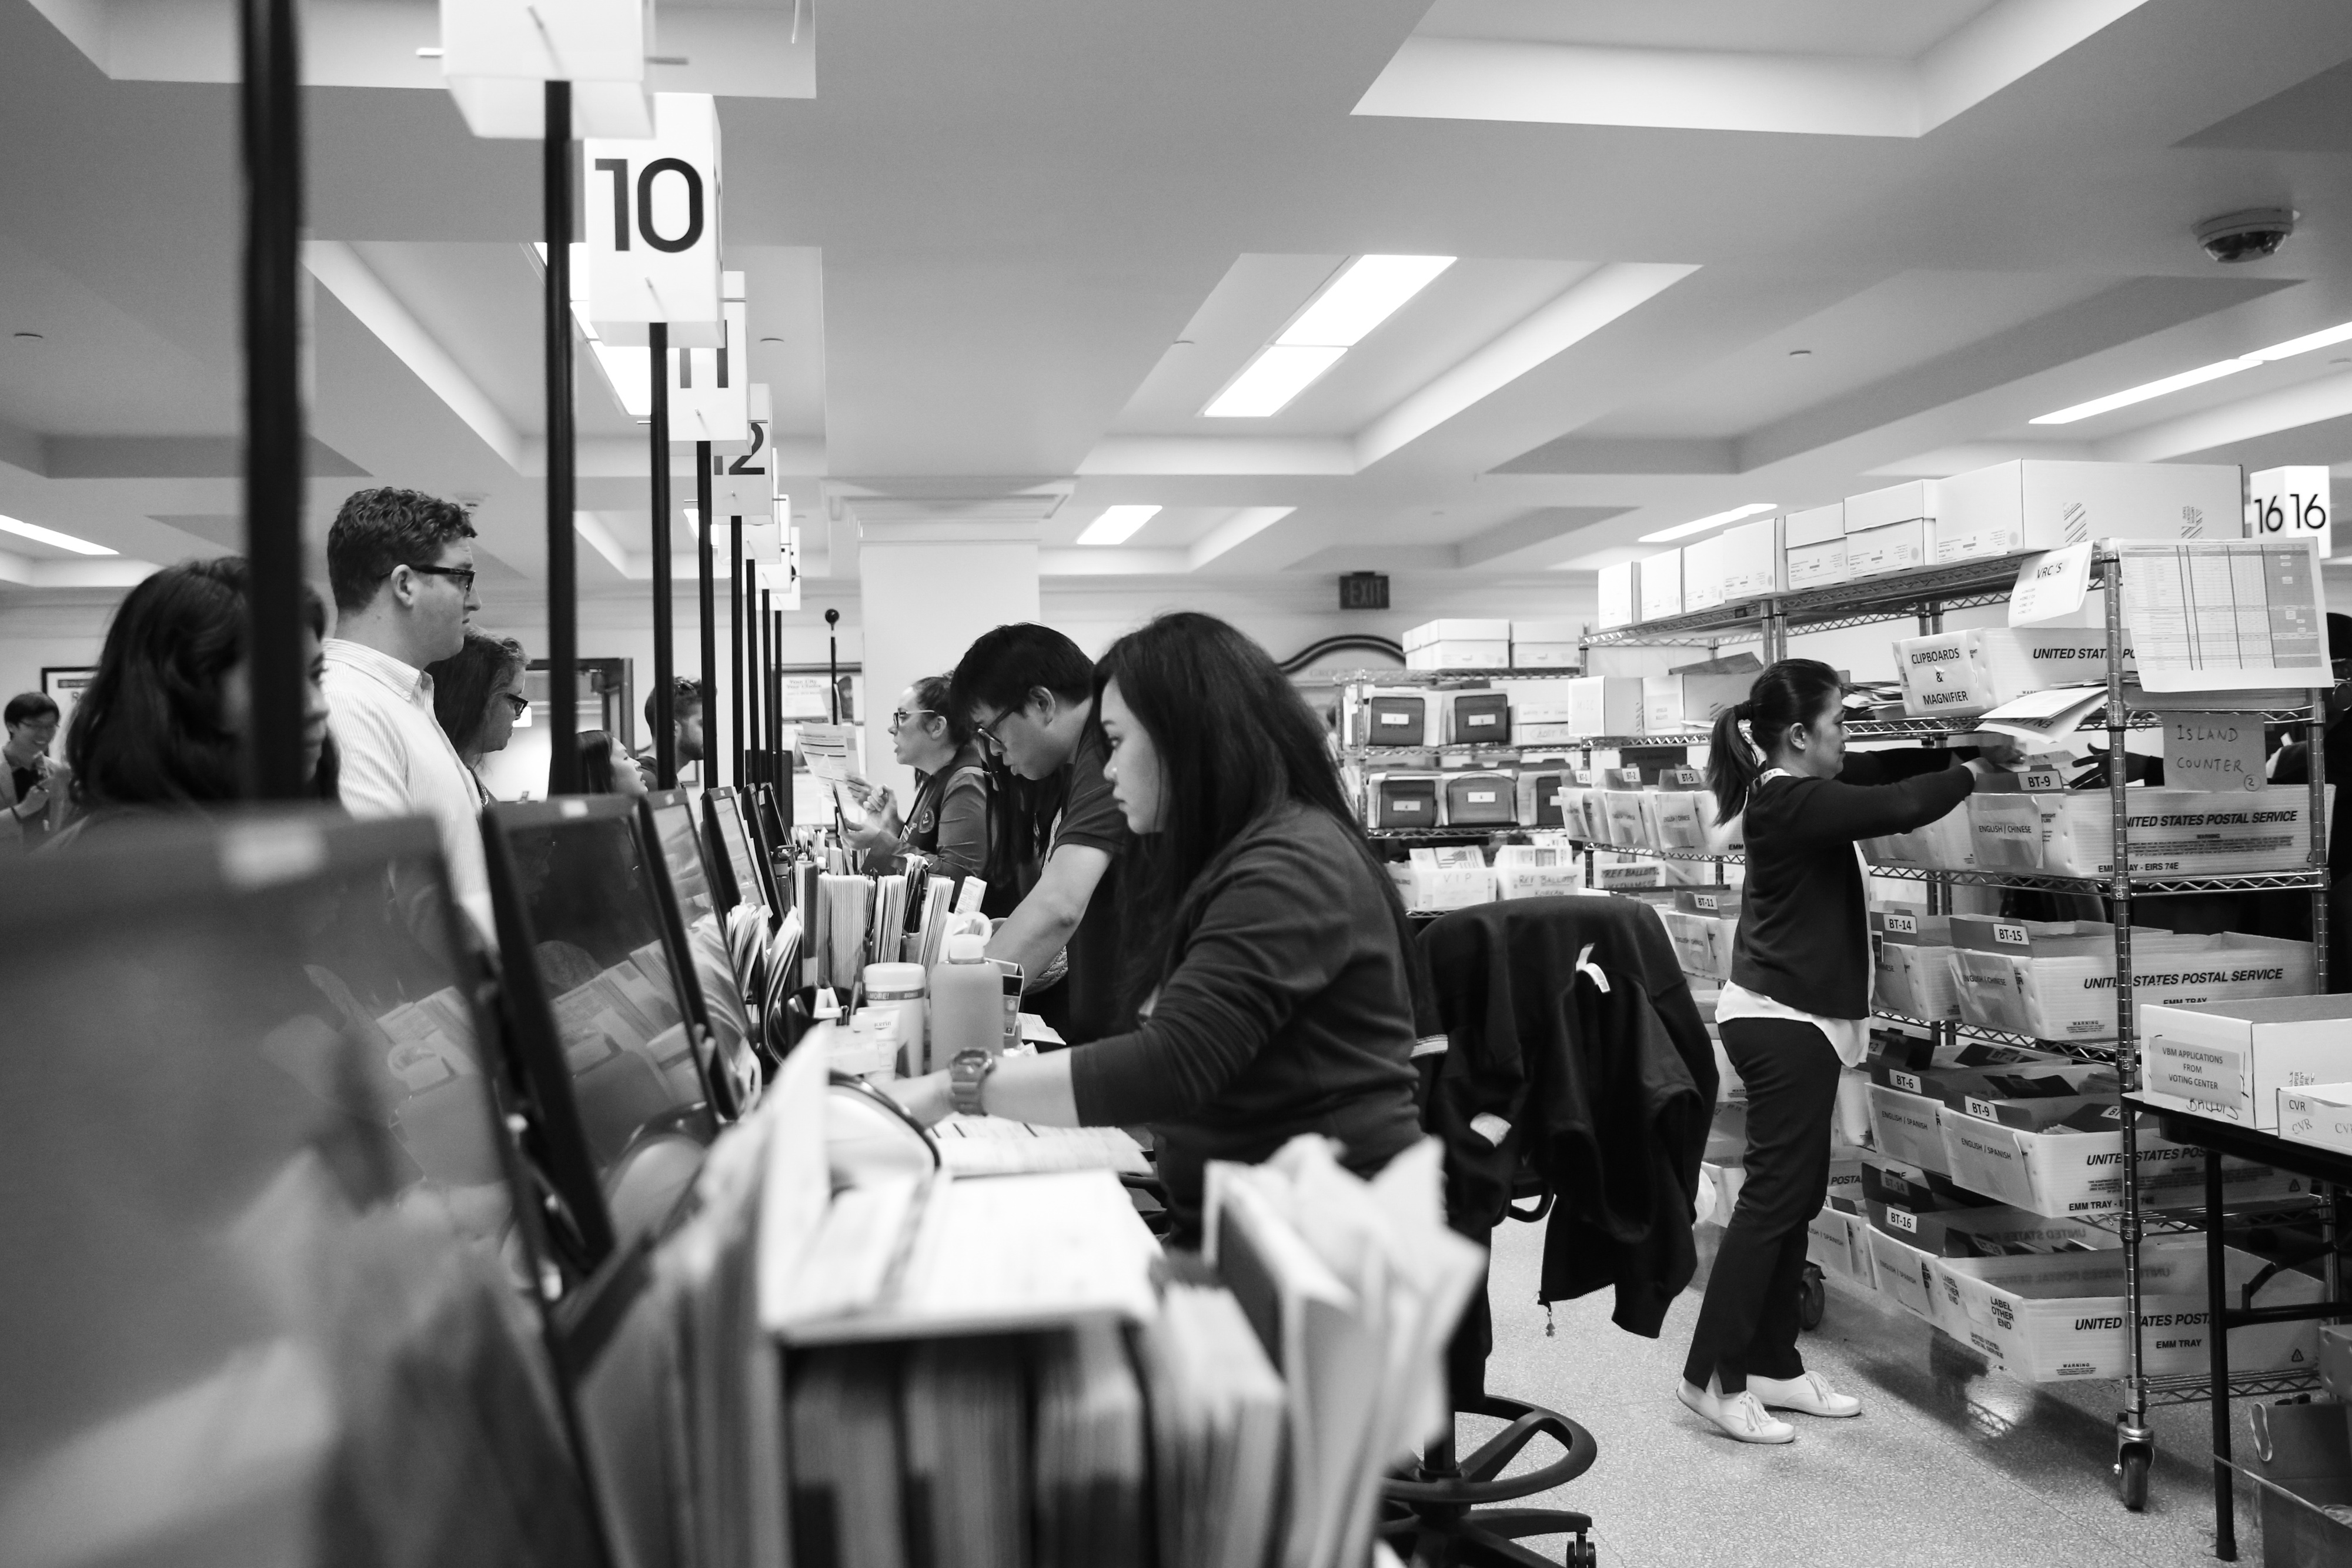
top-left (857, 522), bottom-right (1041, 804)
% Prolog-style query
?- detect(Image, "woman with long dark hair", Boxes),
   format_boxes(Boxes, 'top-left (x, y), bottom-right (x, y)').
top-left (1679, 658), bottom-right (1980, 1444)
top-left (557, 729), bottom-right (644, 800)
top-left (57, 556), bottom-right (338, 839)
top-left (886, 611), bottom-right (1424, 1241)
top-left (426, 631), bottom-right (527, 803)
top-left (843, 673), bottom-right (991, 878)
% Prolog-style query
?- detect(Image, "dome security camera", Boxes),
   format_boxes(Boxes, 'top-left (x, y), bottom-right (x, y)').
top-left (2194, 207), bottom-right (2298, 264)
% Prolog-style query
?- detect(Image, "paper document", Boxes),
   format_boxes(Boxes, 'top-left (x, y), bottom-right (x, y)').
top-left (2007, 542), bottom-right (2093, 627)
top-left (797, 723), bottom-right (868, 817)
top-left (2117, 539), bottom-right (2330, 691)
top-left (933, 1118), bottom-right (1153, 1178)
top-left (1974, 685), bottom-right (2108, 745)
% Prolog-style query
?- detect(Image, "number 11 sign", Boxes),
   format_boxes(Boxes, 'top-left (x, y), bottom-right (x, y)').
top-left (2249, 465), bottom-right (2331, 560)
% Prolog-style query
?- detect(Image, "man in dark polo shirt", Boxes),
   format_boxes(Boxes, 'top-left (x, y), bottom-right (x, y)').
top-left (949, 624), bottom-right (1128, 1044)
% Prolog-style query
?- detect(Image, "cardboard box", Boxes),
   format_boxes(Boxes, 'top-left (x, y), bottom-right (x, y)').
top-left (1935, 459), bottom-right (2243, 563)
top-left (1640, 671), bottom-right (1754, 733)
top-left (1864, 1197), bottom-right (2110, 1258)
top-left (1785, 532), bottom-right (1849, 589)
top-left (1590, 850), bottom-right (1662, 890)
top-left (1967, 787), bottom-right (2328, 880)
top-left (1566, 676), bottom-right (1645, 737)
top-left (2278, 1082), bottom-right (2352, 1156)
top-left (2141, 995), bottom-right (2352, 1129)
top-left (1405, 618), bottom-right (1511, 647)
top-left (1938, 1097), bottom-right (2303, 1217)
top-left (1946, 914), bottom-right (2314, 1042)
top-left (1846, 479), bottom-right (1939, 533)
top-left (1681, 534), bottom-right (1727, 613)
top-left (1391, 861), bottom-right (1495, 911)
top-left (1928, 1241), bottom-right (2322, 1383)
top-left (1597, 561), bottom-right (1636, 630)
top-left (1716, 514), bottom-right (1782, 602)
top-left (1511, 619), bottom-right (1582, 668)
top-left (1405, 617), bottom-right (1512, 670)
top-left (1784, 502), bottom-right (1845, 547)
top-left (1892, 627), bottom-right (2133, 718)
top-left (1639, 549), bottom-right (1683, 620)
top-left (1845, 517), bottom-right (1934, 578)
top-left (1492, 842), bottom-right (1584, 900)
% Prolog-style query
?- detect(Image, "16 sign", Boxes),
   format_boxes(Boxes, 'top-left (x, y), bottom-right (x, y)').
top-left (584, 93), bottom-right (723, 347)
top-left (2248, 465), bottom-right (2331, 560)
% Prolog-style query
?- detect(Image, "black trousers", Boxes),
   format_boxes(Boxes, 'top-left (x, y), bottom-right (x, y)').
top-left (1681, 1017), bottom-right (1843, 1394)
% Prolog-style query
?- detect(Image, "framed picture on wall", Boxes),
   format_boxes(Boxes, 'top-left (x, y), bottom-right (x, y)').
top-left (40, 667), bottom-right (99, 739)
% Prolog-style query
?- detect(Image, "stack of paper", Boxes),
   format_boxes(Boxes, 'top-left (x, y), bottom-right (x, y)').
top-left (1135, 1284), bottom-right (1288, 1568)
top-left (787, 1346), bottom-right (908, 1568)
top-left (933, 1117), bottom-right (1154, 1178)
top-left (1033, 1321), bottom-right (1146, 1568)
top-left (817, 874), bottom-right (872, 991)
top-left (1204, 1137), bottom-right (1485, 1568)
top-left (903, 1338), bottom-right (1030, 1568)
top-left (910, 876), bottom-right (955, 969)
top-left (871, 874), bottom-right (909, 971)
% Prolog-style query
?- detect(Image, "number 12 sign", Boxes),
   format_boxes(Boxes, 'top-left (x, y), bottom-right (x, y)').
top-left (584, 92), bottom-right (723, 347)
top-left (2249, 465), bottom-right (2331, 560)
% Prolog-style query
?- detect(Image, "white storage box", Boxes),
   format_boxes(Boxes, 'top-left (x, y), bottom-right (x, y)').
top-left (1597, 561), bottom-right (1636, 630)
top-left (1846, 479), bottom-right (1939, 533)
top-left (1595, 788), bottom-right (1651, 850)
top-left (1405, 618), bottom-right (1511, 671)
top-left (1680, 534), bottom-right (1726, 613)
top-left (1591, 850), bottom-right (1662, 890)
top-left (1639, 671), bottom-right (1753, 733)
top-left (1805, 1206), bottom-right (1877, 1291)
top-left (1716, 514), bottom-right (1782, 603)
top-left (1936, 1100), bottom-right (2298, 1218)
top-left (1893, 627), bottom-right (2131, 718)
top-left (1493, 843), bottom-right (1585, 900)
top-left (1510, 619), bottom-right (1582, 668)
top-left (1639, 549), bottom-right (1683, 620)
top-left (1927, 1241), bottom-right (2321, 1383)
top-left (1782, 503), bottom-right (1847, 589)
top-left (1860, 801), bottom-right (1978, 871)
top-left (1934, 459), bottom-right (2242, 563)
top-left (1566, 676), bottom-right (1644, 737)
top-left (1390, 856), bottom-right (1495, 912)
top-left (2141, 995), bottom-right (2352, 1129)
top-left (1967, 787), bottom-right (2329, 879)
top-left (1867, 1084), bottom-right (1953, 1175)
top-left (1869, 1226), bottom-right (1942, 1320)
top-left (2278, 1083), bottom-right (2352, 1155)
top-left (1946, 915), bottom-right (2314, 1042)
top-left (1873, 910), bottom-right (1960, 1021)
top-left (1845, 517), bottom-right (1934, 578)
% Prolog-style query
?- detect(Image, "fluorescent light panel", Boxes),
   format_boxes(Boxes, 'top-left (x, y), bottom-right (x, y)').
top-left (2030, 316), bottom-right (2352, 426)
top-left (1203, 345), bottom-right (1346, 418)
top-left (1640, 502), bottom-right (1776, 544)
top-left (1202, 254), bottom-right (1455, 419)
top-left (0, 515), bottom-right (115, 556)
top-left (1077, 504), bottom-right (1162, 546)
top-left (1277, 255), bottom-right (1455, 348)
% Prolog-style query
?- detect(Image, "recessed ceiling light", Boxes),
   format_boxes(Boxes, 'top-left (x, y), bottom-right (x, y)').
top-left (1640, 502), bottom-right (1776, 544)
top-left (1277, 255), bottom-right (1455, 349)
top-left (1076, 504), bottom-right (1162, 546)
top-left (1202, 345), bottom-right (1346, 418)
top-left (0, 515), bottom-right (115, 555)
top-left (2031, 317), bottom-right (2352, 425)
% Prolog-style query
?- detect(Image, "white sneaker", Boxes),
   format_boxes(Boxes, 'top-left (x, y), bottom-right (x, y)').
top-left (1748, 1370), bottom-right (1862, 1419)
top-left (1677, 1379), bottom-right (1794, 1445)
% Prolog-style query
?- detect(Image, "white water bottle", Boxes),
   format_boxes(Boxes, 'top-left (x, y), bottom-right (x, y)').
top-left (928, 932), bottom-right (1000, 1075)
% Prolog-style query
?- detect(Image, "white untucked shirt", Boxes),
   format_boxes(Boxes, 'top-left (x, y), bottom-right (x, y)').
top-left (322, 638), bottom-right (493, 941)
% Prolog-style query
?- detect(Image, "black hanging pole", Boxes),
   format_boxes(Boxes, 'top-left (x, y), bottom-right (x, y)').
top-left (759, 584), bottom-right (775, 774)
top-left (729, 513), bottom-right (744, 787)
top-left (650, 322), bottom-right (676, 790)
top-left (543, 81), bottom-right (581, 797)
top-left (825, 606), bottom-right (840, 723)
top-left (774, 607), bottom-right (787, 771)
top-left (696, 440), bottom-right (716, 790)
top-left (239, 0), bottom-right (307, 801)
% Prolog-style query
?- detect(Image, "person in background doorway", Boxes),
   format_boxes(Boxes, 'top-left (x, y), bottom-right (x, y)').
top-left (320, 487), bottom-right (488, 933)
top-left (890, 613), bottom-right (1423, 1242)
top-left (2, 692), bottom-right (69, 848)
top-left (844, 673), bottom-right (991, 880)
top-left (54, 557), bottom-right (336, 846)
top-left (636, 677), bottom-right (706, 791)
top-left (563, 729), bottom-right (646, 800)
top-left (427, 631), bottom-right (529, 804)
top-left (950, 624), bottom-right (1127, 1044)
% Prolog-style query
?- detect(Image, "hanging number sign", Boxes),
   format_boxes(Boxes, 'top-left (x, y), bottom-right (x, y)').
top-left (584, 93), bottom-right (724, 347)
top-left (713, 383), bottom-right (772, 514)
top-left (2247, 466), bottom-right (2331, 560)
top-left (669, 273), bottom-right (750, 444)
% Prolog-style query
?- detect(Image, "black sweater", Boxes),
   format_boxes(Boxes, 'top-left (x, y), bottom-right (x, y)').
top-left (1729, 757), bottom-right (1976, 1018)
top-left (1068, 802), bottom-right (1424, 1238)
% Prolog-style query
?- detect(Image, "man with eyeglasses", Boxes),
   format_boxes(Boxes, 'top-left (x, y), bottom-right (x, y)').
top-left (950, 623), bottom-right (1128, 1045)
top-left (320, 486), bottom-right (493, 934)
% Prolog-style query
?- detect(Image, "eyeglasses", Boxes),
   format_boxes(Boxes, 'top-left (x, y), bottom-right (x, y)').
top-left (495, 692), bottom-right (530, 717)
top-left (968, 708), bottom-right (1010, 747)
top-left (888, 708), bottom-right (940, 733)
top-left (405, 563), bottom-right (477, 593)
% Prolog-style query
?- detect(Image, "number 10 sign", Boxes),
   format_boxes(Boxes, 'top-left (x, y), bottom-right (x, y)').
top-left (2249, 465), bottom-right (2331, 560)
top-left (584, 92), bottom-right (724, 347)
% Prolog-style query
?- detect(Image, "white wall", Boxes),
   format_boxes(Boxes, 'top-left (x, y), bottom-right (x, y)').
top-left (860, 531), bottom-right (1043, 804)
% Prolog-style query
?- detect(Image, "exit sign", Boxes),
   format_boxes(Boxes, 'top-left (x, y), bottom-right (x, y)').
top-left (1338, 571), bottom-right (1389, 610)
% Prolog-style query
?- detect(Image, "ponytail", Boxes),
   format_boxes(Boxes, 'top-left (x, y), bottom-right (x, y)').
top-left (1705, 657), bottom-right (1845, 823)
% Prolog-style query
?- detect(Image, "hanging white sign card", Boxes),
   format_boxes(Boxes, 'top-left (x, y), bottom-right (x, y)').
top-left (667, 273), bottom-right (750, 444)
top-left (711, 383), bottom-right (773, 514)
top-left (439, 0), bottom-right (652, 139)
top-left (2247, 466), bottom-right (2331, 561)
top-left (584, 93), bottom-right (724, 346)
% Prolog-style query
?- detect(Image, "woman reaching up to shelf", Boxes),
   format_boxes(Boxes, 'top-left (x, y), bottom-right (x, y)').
top-left (1679, 658), bottom-right (1983, 1446)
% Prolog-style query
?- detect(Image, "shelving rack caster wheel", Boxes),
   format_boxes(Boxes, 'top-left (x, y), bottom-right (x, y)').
top-left (1798, 1263), bottom-right (1826, 1332)
top-left (2115, 1440), bottom-right (2152, 1512)
top-left (1565, 1533), bottom-right (1597, 1567)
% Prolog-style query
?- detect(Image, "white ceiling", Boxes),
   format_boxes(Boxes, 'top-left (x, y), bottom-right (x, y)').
top-left (2, 0), bottom-right (2352, 606)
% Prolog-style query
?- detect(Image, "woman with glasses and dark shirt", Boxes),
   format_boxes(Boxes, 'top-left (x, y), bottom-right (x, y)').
top-left (845, 674), bottom-right (992, 880)
top-left (887, 613), bottom-right (1424, 1244)
top-left (425, 631), bottom-right (528, 804)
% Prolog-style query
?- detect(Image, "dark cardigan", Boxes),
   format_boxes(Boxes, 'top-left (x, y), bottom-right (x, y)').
top-left (1729, 758), bottom-right (1976, 1018)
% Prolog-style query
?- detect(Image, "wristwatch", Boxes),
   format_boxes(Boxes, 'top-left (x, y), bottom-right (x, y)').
top-left (948, 1049), bottom-right (995, 1116)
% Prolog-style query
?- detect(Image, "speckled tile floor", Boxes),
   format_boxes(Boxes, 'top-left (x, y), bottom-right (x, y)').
top-left (1439, 1215), bottom-right (2285, 1568)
